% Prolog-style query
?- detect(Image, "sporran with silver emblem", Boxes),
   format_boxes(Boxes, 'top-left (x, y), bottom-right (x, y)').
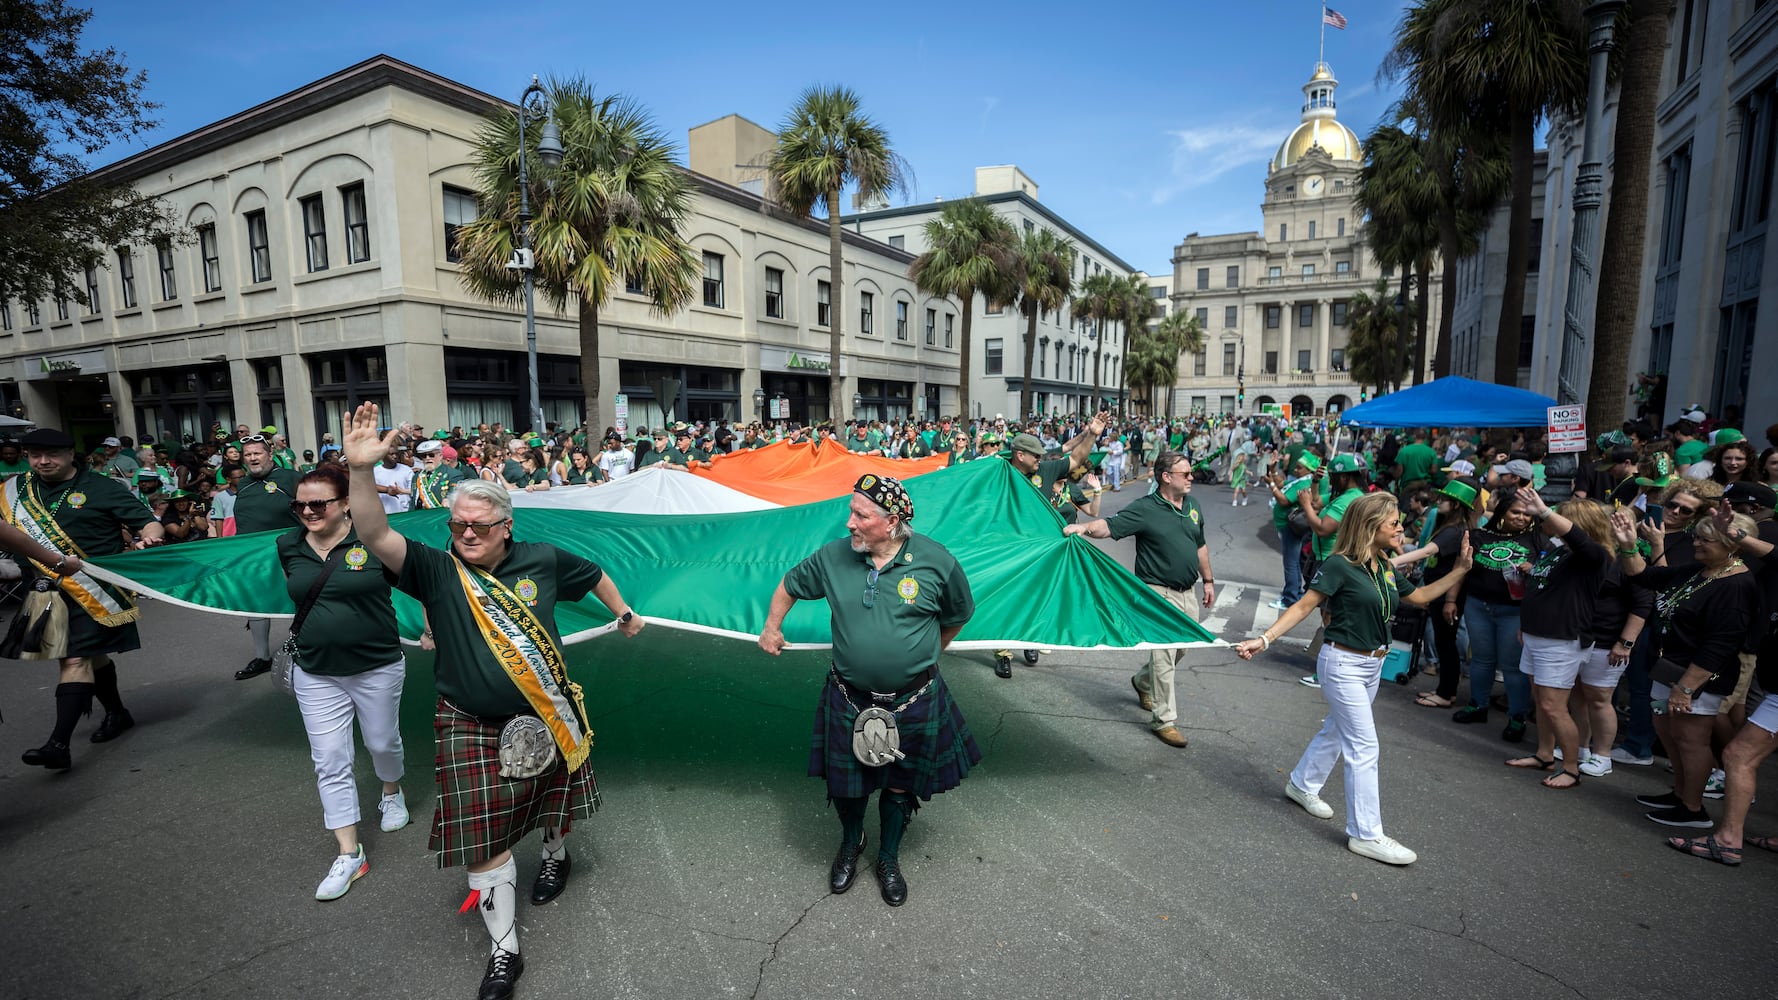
top-left (498, 714), bottom-right (557, 779)
top-left (851, 705), bottom-right (907, 767)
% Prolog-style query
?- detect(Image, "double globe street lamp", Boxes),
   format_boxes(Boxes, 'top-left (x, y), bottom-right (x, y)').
top-left (512, 76), bottom-right (563, 437)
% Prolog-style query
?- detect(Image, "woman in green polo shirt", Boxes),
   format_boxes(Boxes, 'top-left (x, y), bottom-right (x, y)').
top-left (276, 465), bottom-right (408, 901)
top-left (1234, 492), bottom-right (1472, 867)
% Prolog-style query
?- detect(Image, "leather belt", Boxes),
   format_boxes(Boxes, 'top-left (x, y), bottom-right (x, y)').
top-left (1325, 640), bottom-right (1388, 658)
top-left (831, 664), bottom-right (938, 708)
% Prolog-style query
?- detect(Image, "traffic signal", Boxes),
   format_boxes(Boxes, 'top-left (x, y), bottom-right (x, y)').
top-left (1359, 388), bottom-right (1369, 403)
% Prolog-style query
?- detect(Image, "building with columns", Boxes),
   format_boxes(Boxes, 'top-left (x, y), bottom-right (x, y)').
top-left (0, 57), bottom-right (953, 455)
top-left (1166, 61), bottom-right (1438, 417)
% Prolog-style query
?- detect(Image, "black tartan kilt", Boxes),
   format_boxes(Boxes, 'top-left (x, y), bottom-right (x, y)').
top-left (430, 697), bottom-right (599, 869)
top-left (808, 670), bottom-right (980, 802)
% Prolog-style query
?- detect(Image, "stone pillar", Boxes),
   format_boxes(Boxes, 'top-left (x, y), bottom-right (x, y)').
top-left (282, 353), bottom-right (316, 456)
top-left (1316, 299), bottom-right (1332, 375)
top-left (106, 370), bottom-right (135, 443)
top-left (1279, 300), bottom-right (1294, 373)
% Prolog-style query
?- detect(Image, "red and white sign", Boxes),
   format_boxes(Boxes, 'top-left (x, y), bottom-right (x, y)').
top-left (1547, 404), bottom-right (1587, 454)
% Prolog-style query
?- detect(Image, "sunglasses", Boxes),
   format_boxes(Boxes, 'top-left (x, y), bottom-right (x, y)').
top-left (240, 434), bottom-right (269, 444)
top-left (863, 566), bottom-right (879, 609)
top-left (1664, 501), bottom-right (1700, 514)
top-left (447, 518), bottom-right (510, 538)
top-left (288, 497), bottom-right (344, 515)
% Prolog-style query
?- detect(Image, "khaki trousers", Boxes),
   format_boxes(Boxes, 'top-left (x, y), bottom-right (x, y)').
top-left (1136, 583), bottom-right (1203, 729)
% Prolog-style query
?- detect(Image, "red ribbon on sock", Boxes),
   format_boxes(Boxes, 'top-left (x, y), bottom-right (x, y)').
top-left (458, 889), bottom-right (481, 914)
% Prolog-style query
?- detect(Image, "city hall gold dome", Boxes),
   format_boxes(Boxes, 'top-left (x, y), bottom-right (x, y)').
top-left (1273, 62), bottom-right (1362, 171)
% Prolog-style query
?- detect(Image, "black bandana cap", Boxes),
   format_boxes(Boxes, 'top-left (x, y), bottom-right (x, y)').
top-left (853, 473), bottom-right (913, 522)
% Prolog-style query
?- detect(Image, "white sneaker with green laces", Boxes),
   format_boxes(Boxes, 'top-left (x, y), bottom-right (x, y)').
top-left (316, 845), bottom-right (368, 901)
top-left (379, 789), bottom-right (410, 832)
top-left (1703, 768), bottom-right (1726, 800)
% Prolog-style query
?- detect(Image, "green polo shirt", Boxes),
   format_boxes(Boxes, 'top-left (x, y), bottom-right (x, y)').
top-left (894, 438), bottom-right (932, 459)
top-left (637, 445), bottom-right (684, 468)
top-left (1104, 491), bottom-right (1208, 590)
top-left (395, 539), bottom-right (604, 718)
top-left (500, 459), bottom-right (527, 486)
top-left (947, 448), bottom-right (976, 467)
top-left (682, 444), bottom-right (711, 462)
top-left (564, 463), bottom-right (604, 485)
top-left (21, 470), bottom-right (154, 557)
top-left (440, 462), bottom-right (474, 483)
top-left (1313, 487), bottom-right (1365, 561)
top-left (0, 458), bottom-right (30, 476)
top-left (1273, 474), bottom-right (1314, 532)
top-left (277, 527), bottom-right (402, 676)
top-left (1050, 480), bottom-right (1089, 524)
top-left (1675, 439), bottom-right (1706, 468)
top-left (231, 466), bottom-right (301, 535)
top-left (740, 437), bottom-right (767, 450)
top-left (1395, 442), bottom-right (1438, 485)
top-left (513, 467), bottom-right (550, 487)
top-left (1011, 455), bottom-right (1072, 497)
top-left (783, 534), bottom-right (973, 693)
top-left (846, 434), bottom-right (874, 453)
top-left (866, 429), bottom-right (885, 449)
top-left (1311, 555), bottom-right (1416, 652)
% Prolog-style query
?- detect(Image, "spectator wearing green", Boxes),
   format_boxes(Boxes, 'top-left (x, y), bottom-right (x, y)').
top-left (1266, 452), bottom-right (1321, 609)
top-left (1394, 430), bottom-right (1439, 493)
top-left (1293, 453), bottom-right (1370, 688)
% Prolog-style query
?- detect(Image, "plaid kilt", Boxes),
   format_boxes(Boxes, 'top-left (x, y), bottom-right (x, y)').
top-left (430, 697), bottom-right (599, 869)
top-left (808, 670), bottom-right (980, 802)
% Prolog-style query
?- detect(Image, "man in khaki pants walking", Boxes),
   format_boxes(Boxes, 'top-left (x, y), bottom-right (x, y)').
top-left (1065, 450), bottom-right (1215, 747)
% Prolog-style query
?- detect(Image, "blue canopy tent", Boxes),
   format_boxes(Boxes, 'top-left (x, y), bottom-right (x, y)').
top-left (1338, 376), bottom-right (1557, 429)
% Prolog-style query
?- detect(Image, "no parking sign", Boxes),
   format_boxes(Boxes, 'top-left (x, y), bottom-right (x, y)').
top-left (1547, 404), bottom-right (1587, 454)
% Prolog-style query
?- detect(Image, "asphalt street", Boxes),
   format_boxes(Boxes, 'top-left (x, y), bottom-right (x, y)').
top-left (2, 474), bottom-right (1774, 1000)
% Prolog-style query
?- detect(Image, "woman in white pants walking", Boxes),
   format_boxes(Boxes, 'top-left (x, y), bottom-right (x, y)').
top-left (276, 465), bottom-right (411, 900)
top-left (1235, 491), bottom-right (1472, 865)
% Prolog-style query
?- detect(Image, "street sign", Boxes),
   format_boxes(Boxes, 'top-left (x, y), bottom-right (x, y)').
top-left (768, 397), bottom-right (784, 420)
top-left (1547, 404), bottom-right (1587, 454)
top-left (613, 393), bottom-right (628, 434)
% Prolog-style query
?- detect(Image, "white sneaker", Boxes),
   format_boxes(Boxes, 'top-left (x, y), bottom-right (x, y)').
top-left (1703, 768), bottom-right (1726, 800)
top-left (1610, 747), bottom-right (1653, 766)
top-left (1552, 747), bottom-right (1590, 763)
top-left (1348, 835), bottom-right (1417, 866)
top-left (1267, 598), bottom-right (1291, 610)
top-left (1579, 754), bottom-right (1613, 777)
top-left (315, 845), bottom-right (368, 901)
top-left (379, 789), bottom-right (410, 832)
top-left (1285, 781), bottom-right (1334, 819)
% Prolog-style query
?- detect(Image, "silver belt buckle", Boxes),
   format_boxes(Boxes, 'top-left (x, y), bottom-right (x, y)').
top-left (851, 705), bottom-right (906, 767)
top-left (497, 715), bottom-right (557, 779)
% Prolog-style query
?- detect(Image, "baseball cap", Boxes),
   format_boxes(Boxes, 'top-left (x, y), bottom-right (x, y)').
top-left (1443, 459), bottom-right (1477, 477)
top-left (415, 440), bottom-right (443, 456)
top-left (1009, 433), bottom-right (1045, 457)
top-left (440, 445), bottom-right (459, 461)
top-left (1680, 405), bottom-right (1707, 423)
top-left (1493, 459), bottom-right (1535, 480)
top-left (102, 436), bottom-right (121, 447)
top-left (1294, 453), bottom-right (1321, 472)
top-left (1329, 454), bottom-right (1368, 474)
top-left (1713, 428), bottom-right (1746, 444)
top-left (1725, 481), bottom-right (1777, 509)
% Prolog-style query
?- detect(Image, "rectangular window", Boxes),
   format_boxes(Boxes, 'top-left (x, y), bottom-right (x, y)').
top-left (1, 302), bottom-right (10, 330)
top-left (1297, 349), bottom-right (1311, 371)
top-left (1335, 260), bottom-right (1352, 274)
top-left (1526, 217), bottom-right (1544, 273)
top-left (1519, 315), bottom-right (1537, 368)
top-left (1226, 265), bottom-right (1239, 288)
top-left (1279, 224), bottom-right (1288, 241)
top-left (896, 301), bottom-right (908, 340)
top-left (925, 308), bottom-right (936, 345)
top-left (118, 248), bottom-right (138, 308)
top-left (1308, 220), bottom-right (1317, 239)
top-left (888, 234), bottom-right (904, 250)
top-left (1331, 348), bottom-right (1346, 371)
top-left (1268, 265), bottom-right (1282, 278)
top-left (341, 183), bottom-right (370, 264)
top-left (25, 300), bottom-right (39, 325)
top-left (54, 295), bottom-right (68, 321)
top-left (817, 280), bottom-right (831, 327)
top-left (1337, 218), bottom-right (1346, 237)
top-left (199, 224), bottom-right (221, 292)
top-left (702, 252), bottom-right (724, 308)
top-left (300, 193), bottom-right (328, 272)
top-left (245, 210), bottom-right (271, 282)
top-left (764, 267), bottom-right (784, 318)
top-left (1298, 304), bottom-right (1314, 327)
top-left (1193, 350), bottom-right (1207, 377)
top-left (442, 187), bottom-right (476, 263)
top-left (157, 240), bottom-right (177, 300)
top-left (1676, 0), bottom-right (1696, 83)
top-left (1039, 344), bottom-right (1047, 378)
top-left (1265, 306), bottom-right (1281, 328)
top-left (984, 338), bottom-right (1003, 374)
top-left (1659, 144), bottom-right (1693, 265)
top-left (944, 313), bottom-right (954, 348)
top-left (1195, 307), bottom-right (1209, 327)
top-left (1265, 350), bottom-right (1278, 373)
top-left (1302, 263), bottom-right (1315, 277)
top-left (1731, 82), bottom-right (1778, 232)
top-left (1222, 343), bottom-right (1236, 375)
top-left (1224, 305), bottom-right (1238, 328)
top-left (84, 266), bottom-right (100, 314)
top-left (859, 290), bottom-right (873, 334)
top-left (1196, 267), bottom-right (1210, 290)
top-left (624, 273), bottom-right (644, 294)
top-left (1332, 302), bottom-right (1348, 326)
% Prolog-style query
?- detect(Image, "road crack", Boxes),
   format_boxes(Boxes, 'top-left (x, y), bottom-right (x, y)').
top-left (1368, 910), bottom-right (1591, 999)
top-left (750, 892), bottom-right (830, 1000)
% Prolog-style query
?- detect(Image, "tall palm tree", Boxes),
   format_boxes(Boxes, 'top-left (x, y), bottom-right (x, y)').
top-left (1117, 274), bottom-right (1155, 412)
top-left (1072, 271), bottom-right (1118, 405)
top-left (1355, 117), bottom-right (1440, 384)
top-left (1345, 279), bottom-right (1411, 395)
top-left (1011, 228), bottom-right (1075, 419)
top-left (908, 199), bottom-right (1017, 420)
top-left (768, 86), bottom-right (909, 423)
top-left (1145, 309), bottom-right (1204, 420)
top-left (456, 79), bottom-right (698, 431)
top-left (1387, 0), bottom-right (1589, 385)
top-left (1587, 0), bottom-right (1672, 437)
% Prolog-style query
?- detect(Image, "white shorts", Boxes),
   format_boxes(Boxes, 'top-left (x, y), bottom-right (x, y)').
top-left (1747, 684), bottom-right (1778, 734)
top-left (1519, 634), bottom-right (1585, 689)
top-left (1577, 645), bottom-right (1628, 689)
top-left (1652, 681), bottom-right (1725, 717)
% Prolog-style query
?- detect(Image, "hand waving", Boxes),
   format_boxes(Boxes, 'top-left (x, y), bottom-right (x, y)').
top-left (1609, 508), bottom-right (1638, 548)
top-left (343, 402), bottom-right (402, 470)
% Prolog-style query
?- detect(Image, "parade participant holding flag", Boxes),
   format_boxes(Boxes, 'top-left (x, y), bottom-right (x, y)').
top-left (342, 402), bottom-right (645, 1000)
top-left (4, 427), bottom-right (165, 771)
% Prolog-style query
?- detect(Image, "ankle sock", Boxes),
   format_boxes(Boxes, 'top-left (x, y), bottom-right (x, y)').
top-left (467, 857), bottom-right (519, 955)
top-left (540, 826), bottom-right (567, 862)
top-left (91, 659), bottom-right (126, 714)
top-left (50, 682), bottom-right (95, 745)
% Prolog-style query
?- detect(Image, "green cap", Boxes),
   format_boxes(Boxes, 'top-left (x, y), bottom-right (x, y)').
top-left (1009, 433), bottom-right (1045, 457)
top-left (1295, 452), bottom-right (1321, 472)
top-left (434, 430), bottom-right (452, 440)
top-left (1329, 454), bottom-right (1368, 474)
top-left (1715, 428), bottom-right (1746, 444)
top-left (1438, 480), bottom-right (1479, 510)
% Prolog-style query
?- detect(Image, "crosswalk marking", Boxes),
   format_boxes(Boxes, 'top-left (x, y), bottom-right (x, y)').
top-left (1190, 578), bottom-right (1315, 649)
top-left (1198, 582), bottom-right (1248, 637)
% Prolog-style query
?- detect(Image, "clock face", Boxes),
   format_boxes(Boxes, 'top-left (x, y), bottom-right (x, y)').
top-left (1304, 175), bottom-right (1325, 197)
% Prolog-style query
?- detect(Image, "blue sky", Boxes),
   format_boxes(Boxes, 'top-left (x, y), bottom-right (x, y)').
top-left (82, 0), bottom-right (1410, 276)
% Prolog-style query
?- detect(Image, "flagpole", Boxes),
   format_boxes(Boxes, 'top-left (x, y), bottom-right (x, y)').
top-left (1319, 0), bottom-right (1327, 64)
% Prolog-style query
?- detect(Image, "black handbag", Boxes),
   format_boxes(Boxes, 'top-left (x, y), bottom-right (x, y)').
top-left (271, 547), bottom-right (346, 696)
top-left (1651, 656), bottom-right (1713, 688)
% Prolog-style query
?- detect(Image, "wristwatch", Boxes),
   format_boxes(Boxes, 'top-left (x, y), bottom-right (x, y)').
top-left (1615, 638), bottom-right (1635, 649)
top-left (1677, 683), bottom-right (1699, 698)
top-left (618, 610), bottom-right (635, 624)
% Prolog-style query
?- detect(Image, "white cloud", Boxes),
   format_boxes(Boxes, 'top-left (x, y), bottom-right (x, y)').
top-left (1151, 123), bottom-right (1283, 206)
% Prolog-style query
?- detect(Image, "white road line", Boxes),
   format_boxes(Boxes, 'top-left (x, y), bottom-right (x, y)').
top-left (1197, 582), bottom-right (1248, 638)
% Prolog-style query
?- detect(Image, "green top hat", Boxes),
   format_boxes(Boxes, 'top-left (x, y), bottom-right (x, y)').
top-left (1438, 480), bottom-right (1478, 509)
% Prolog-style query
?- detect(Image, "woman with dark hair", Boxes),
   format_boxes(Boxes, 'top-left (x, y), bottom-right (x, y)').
top-left (1760, 448), bottom-right (1778, 488)
top-left (276, 464), bottom-right (409, 900)
top-left (1698, 439), bottom-right (1758, 485)
top-left (158, 490), bottom-right (209, 543)
top-left (1391, 479), bottom-right (1482, 709)
top-left (563, 448), bottom-right (603, 486)
top-left (513, 448), bottom-right (551, 492)
top-left (1450, 490), bottom-right (1542, 741)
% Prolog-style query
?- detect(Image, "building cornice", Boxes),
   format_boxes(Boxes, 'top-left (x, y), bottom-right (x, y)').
top-left (841, 190), bottom-right (1136, 273)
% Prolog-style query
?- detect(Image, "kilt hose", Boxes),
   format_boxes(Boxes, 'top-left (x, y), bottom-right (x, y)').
top-left (430, 697), bottom-right (599, 869)
top-left (808, 670), bottom-right (980, 803)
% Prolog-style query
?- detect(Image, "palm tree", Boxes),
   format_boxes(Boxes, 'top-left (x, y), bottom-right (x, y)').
top-left (1587, 0), bottom-right (1672, 438)
top-left (456, 79), bottom-right (698, 431)
top-left (1117, 274), bottom-right (1156, 413)
top-left (768, 86), bottom-right (909, 423)
top-left (1345, 279), bottom-right (1412, 395)
top-left (1355, 116), bottom-right (1440, 385)
top-left (1141, 309), bottom-right (1204, 419)
top-left (1011, 228), bottom-right (1075, 419)
top-left (908, 199), bottom-right (1017, 420)
top-left (1072, 271), bottom-right (1118, 405)
top-left (1387, 0), bottom-right (1589, 386)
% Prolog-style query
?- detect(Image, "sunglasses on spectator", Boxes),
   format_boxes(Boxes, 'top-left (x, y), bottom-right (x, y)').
top-left (1664, 501), bottom-right (1700, 514)
top-left (288, 497), bottom-right (344, 515)
top-left (447, 518), bottom-right (510, 537)
top-left (240, 434), bottom-right (269, 444)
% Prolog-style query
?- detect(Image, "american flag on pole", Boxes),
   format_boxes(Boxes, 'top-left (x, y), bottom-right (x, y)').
top-left (1324, 7), bottom-right (1348, 29)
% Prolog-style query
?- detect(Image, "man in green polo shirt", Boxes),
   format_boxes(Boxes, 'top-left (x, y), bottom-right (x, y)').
top-left (676, 427), bottom-right (710, 462)
top-left (637, 429), bottom-right (685, 469)
top-left (0, 439), bottom-right (28, 477)
top-left (1394, 429), bottom-right (1439, 494)
top-left (846, 422), bottom-right (875, 454)
top-left (760, 473), bottom-right (976, 909)
top-left (892, 424), bottom-right (932, 459)
top-left (1065, 448), bottom-right (1214, 748)
top-left (232, 434), bottom-right (303, 681)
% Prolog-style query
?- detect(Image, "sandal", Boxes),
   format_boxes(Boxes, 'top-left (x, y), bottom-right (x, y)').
top-left (1415, 692), bottom-right (1455, 708)
top-left (1746, 836), bottom-right (1778, 853)
top-left (1505, 756), bottom-right (1556, 770)
top-left (1542, 770), bottom-right (1582, 789)
top-left (1666, 834), bottom-right (1743, 866)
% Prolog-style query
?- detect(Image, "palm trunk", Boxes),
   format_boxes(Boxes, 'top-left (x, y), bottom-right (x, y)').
top-left (1020, 307), bottom-right (1038, 419)
top-left (578, 297), bottom-right (601, 433)
top-left (956, 287), bottom-right (974, 420)
top-left (1413, 260), bottom-right (1432, 385)
top-left (1429, 139), bottom-right (1461, 379)
top-left (1587, 0), bottom-right (1671, 437)
top-left (1091, 317), bottom-right (1103, 405)
top-left (827, 185), bottom-right (844, 423)
top-left (1493, 108), bottom-right (1537, 387)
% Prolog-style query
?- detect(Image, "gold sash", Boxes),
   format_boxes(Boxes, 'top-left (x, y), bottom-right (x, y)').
top-left (416, 471), bottom-right (446, 508)
top-left (451, 558), bottom-right (592, 771)
top-left (0, 474), bottom-right (139, 627)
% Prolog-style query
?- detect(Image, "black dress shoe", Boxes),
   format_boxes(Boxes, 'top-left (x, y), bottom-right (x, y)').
top-left (1023, 649), bottom-right (1040, 665)
top-left (90, 710), bottom-right (135, 744)
top-left (21, 741), bottom-right (71, 770)
top-left (874, 858), bottom-right (908, 907)
top-left (531, 850), bottom-right (571, 905)
top-left (477, 949), bottom-right (524, 1000)
top-left (994, 654), bottom-right (1012, 679)
top-left (828, 833), bottom-right (866, 894)
top-left (234, 658), bottom-right (271, 681)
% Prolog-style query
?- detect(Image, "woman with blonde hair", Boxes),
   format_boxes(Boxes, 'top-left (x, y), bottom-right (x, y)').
top-left (1235, 491), bottom-right (1472, 866)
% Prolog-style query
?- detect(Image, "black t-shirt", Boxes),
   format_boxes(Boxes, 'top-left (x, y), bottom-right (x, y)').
top-left (1632, 565), bottom-right (1762, 694)
top-left (1660, 529), bottom-right (1698, 570)
top-left (1462, 527), bottom-right (1541, 605)
top-left (1739, 519), bottom-right (1778, 652)
top-left (1588, 563), bottom-right (1656, 647)
top-left (1420, 523), bottom-right (1467, 585)
top-left (1520, 525), bottom-right (1611, 641)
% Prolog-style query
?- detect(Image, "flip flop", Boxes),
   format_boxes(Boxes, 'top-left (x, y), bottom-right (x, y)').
top-left (1415, 692), bottom-right (1455, 708)
top-left (1666, 834), bottom-right (1742, 866)
top-left (1505, 756), bottom-right (1556, 770)
top-left (1542, 770), bottom-right (1582, 790)
top-left (1746, 836), bottom-right (1778, 853)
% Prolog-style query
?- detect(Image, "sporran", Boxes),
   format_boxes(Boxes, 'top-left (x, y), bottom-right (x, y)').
top-left (851, 705), bottom-right (906, 767)
top-left (498, 714), bottom-right (558, 779)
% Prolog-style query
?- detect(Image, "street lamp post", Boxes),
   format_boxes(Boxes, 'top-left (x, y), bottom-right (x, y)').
top-left (1556, 1), bottom-right (1626, 405)
top-left (514, 76), bottom-right (563, 436)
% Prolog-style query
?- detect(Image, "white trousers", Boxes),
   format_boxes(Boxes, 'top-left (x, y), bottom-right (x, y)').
top-left (1137, 583), bottom-right (1202, 729)
top-left (1289, 645), bottom-right (1385, 840)
top-left (293, 659), bottom-right (407, 829)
